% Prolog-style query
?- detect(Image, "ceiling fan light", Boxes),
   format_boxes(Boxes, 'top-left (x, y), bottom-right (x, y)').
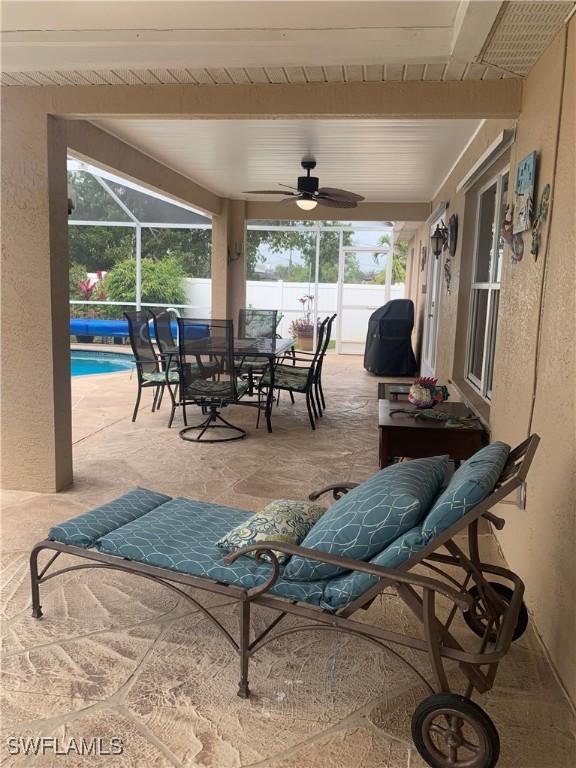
top-left (296, 198), bottom-right (318, 211)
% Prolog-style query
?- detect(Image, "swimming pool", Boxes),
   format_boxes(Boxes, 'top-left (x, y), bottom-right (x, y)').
top-left (71, 350), bottom-right (134, 377)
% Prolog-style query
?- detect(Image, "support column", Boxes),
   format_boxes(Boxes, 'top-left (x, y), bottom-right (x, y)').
top-left (210, 199), bottom-right (247, 322)
top-left (0, 97), bottom-right (72, 491)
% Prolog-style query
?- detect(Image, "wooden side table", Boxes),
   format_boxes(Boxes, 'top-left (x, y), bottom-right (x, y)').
top-left (378, 398), bottom-right (488, 469)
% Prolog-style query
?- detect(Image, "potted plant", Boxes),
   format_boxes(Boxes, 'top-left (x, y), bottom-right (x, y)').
top-left (290, 295), bottom-right (315, 351)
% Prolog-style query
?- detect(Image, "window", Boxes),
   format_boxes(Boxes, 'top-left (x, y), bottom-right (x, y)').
top-left (466, 169), bottom-right (508, 399)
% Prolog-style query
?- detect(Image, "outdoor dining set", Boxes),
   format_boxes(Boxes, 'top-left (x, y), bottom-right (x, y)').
top-left (124, 308), bottom-right (337, 442)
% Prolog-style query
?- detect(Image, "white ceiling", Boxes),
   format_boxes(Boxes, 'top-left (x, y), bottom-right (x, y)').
top-left (91, 118), bottom-right (481, 202)
top-left (1, 1), bottom-right (502, 79)
top-left (3, 1), bottom-right (572, 86)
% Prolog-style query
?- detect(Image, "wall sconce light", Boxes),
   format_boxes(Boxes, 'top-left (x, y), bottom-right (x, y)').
top-left (431, 221), bottom-right (448, 257)
top-left (228, 240), bottom-right (244, 263)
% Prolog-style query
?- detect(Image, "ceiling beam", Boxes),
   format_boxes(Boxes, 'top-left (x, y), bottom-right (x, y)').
top-left (66, 120), bottom-right (222, 215)
top-left (450, 1), bottom-right (504, 62)
top-left (245, 201), bottom-right (431, 222)
top-left (24, 79), bottom-right (524, 120)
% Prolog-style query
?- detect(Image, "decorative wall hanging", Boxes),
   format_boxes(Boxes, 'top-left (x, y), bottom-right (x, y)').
top-left (504, 202), bottom-right (525, 264)
top-left (448, 213), bottom-right (458, 256)
top-left (531, 183), bottom-right (551, 259)
top-left (443, 255), bottom-right (453, 293)
top-left (420, 244), bottom-right (427, 272)
top-left (513, 151), bottom-right (537, 234)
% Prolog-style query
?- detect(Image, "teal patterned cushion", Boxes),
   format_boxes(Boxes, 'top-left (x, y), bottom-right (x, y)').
top-left (421, 441), bottom-right (510, 539)
top-left (283, 456), bottom-right (449, 581)
top-left (262, 365), bottom-right (310, 392)
top-left (95, 498), bottom-right (327, 605)
top-left (49, 487), bottom-right (172, 548)
top-left (217, 499), bottom-right (327, 563)
top-left (321, 524), bottom-right (426, 611)
top-left (142, 370), bottom-right (180, 383)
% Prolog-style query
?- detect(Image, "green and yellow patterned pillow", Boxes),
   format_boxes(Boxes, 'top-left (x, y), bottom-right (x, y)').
top-left (217, 500), bottom-right (327, 563)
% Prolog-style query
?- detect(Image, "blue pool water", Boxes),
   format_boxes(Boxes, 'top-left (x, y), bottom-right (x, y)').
top-left (71, 350), bottom-right (134, 377)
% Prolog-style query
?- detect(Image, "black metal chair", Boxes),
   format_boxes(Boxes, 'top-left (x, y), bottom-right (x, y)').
top-left (291, 313), bottom-right (336, 416)
top-left (124, 310), bottom-right (179, 424)
top-left (178, 318), bottom-right (248, 443)
top-left (260, 316), bottom-right (331, 430)
top-left (238, 309), bottom-right (278, 340)
top-left (236, 309), bottom-right (279, 394)
top-left (150, 308), bottom-right (179, 357)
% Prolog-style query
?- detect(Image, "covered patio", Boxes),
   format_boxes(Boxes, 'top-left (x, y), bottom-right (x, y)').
top-left (2, 356), bottom-right (573, 767)
top-left (1, 2), bottom-right (575, 766)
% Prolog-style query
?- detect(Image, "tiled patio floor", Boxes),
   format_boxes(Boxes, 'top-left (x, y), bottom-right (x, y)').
top-left (1, 355), bottom-right (574, 767)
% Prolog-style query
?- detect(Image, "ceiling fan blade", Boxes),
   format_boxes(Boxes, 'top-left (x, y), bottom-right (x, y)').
top-left (318, 187), bottom-right (365, 202)
top-left (242, 190), bottom-right (296, 195)
top-left (278, 183), bottom-right (299, 191)
top-left (317, 197), bottom-right (358, 209)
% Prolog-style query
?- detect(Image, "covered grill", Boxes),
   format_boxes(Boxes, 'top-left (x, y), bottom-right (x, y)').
top-left (364, 299), bottom-right (418, 376)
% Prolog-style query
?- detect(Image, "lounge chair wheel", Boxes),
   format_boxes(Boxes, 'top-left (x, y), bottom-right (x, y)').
top-left (411, 693), bottom-right (499, 768)
top-left (464, 582), bottom-right (528, 642)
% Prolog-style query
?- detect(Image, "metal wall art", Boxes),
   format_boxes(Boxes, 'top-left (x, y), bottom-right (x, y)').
top-left (420, 244), bottom-right (427, 272)
top-left (513, 151), bottom-right (537, 234)
top-left (531, 183), bottom-right (551, 259)
top-left (503, 202), bottom-right (525, 264)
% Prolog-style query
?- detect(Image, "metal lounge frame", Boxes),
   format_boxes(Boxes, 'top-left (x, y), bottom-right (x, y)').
top-left (29, 435), bottom-right (539, 768)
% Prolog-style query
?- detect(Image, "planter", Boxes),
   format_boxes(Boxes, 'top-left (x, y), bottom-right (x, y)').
top-left (297, 333), bottom-right (314, 351)
top-left (76, 335), bottom-right (94, 344)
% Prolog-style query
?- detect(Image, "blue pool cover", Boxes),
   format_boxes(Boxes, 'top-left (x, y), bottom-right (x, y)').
top-left (70, 318), bottom-right (208, 340)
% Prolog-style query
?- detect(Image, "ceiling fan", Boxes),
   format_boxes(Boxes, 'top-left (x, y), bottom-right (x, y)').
top-left (243, 159), bottom-right (364, 210)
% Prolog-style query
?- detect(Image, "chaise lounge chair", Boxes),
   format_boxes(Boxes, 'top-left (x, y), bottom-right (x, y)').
top-left (29, 435), bottom-right (539, 768)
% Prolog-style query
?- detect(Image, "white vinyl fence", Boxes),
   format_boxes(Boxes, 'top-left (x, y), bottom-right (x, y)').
top-left (183, 278), bottom-right (404, 342)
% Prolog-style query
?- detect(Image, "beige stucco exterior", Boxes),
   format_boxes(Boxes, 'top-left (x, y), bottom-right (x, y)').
top-left (405, 21), bottom-right (575, 702)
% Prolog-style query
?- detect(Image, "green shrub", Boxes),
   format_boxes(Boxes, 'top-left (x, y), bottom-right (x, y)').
top-left (106, 257), bottom-right (187, 305)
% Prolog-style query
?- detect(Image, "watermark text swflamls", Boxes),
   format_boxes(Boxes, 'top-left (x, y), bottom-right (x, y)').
top-left (7, 737), bottom-right (124, 756)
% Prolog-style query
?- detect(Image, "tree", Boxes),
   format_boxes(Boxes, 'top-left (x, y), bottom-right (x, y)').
top-left (246, 226), bottom-right (359, 282)
top-left (375, 234), bottom-right (408, 284)
top-left (69, 225), bottom-right (135, 272)
top-left (106, 257), bottom-right (187, 305)
top-left (141, 227), bottom-right (211, 277)
top-left (68, 171), bottom-right (212, 278)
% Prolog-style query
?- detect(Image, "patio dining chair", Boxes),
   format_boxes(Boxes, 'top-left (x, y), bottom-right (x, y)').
top-left (150, 308), bottom-right (179, 358)
top-left (288, 312), bottom-right (336, 416)
top-left (124, 310), bottom-right (179, 423)
top-left (260, 316), bottom-right (331, 430)
top-left (235, 309), bottom-right (279, 394)
top-left (177, 317), bottom-right (249, 442)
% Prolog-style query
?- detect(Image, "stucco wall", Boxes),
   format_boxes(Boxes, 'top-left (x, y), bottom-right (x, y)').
top-left (492, 20), bottom-right (575, 702)
top-left (406, 21), bottom-right (575, 702)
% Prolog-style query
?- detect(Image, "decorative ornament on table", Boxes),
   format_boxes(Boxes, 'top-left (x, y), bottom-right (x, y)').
top-left (531, 183), bottom-right (551, 259)
top-left (408, 377), bottom-right (450, 409)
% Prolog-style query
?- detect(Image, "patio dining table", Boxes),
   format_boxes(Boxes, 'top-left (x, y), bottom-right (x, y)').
top-left (234, 336), bottom-right (295, 433)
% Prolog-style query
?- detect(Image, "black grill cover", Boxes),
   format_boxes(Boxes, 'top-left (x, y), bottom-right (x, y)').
top-left (364, 299), bottom-right (417, 376)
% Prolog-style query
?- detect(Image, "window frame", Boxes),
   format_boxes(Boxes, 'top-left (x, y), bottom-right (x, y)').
top-left (465, 166), bottom-right (509, 401)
